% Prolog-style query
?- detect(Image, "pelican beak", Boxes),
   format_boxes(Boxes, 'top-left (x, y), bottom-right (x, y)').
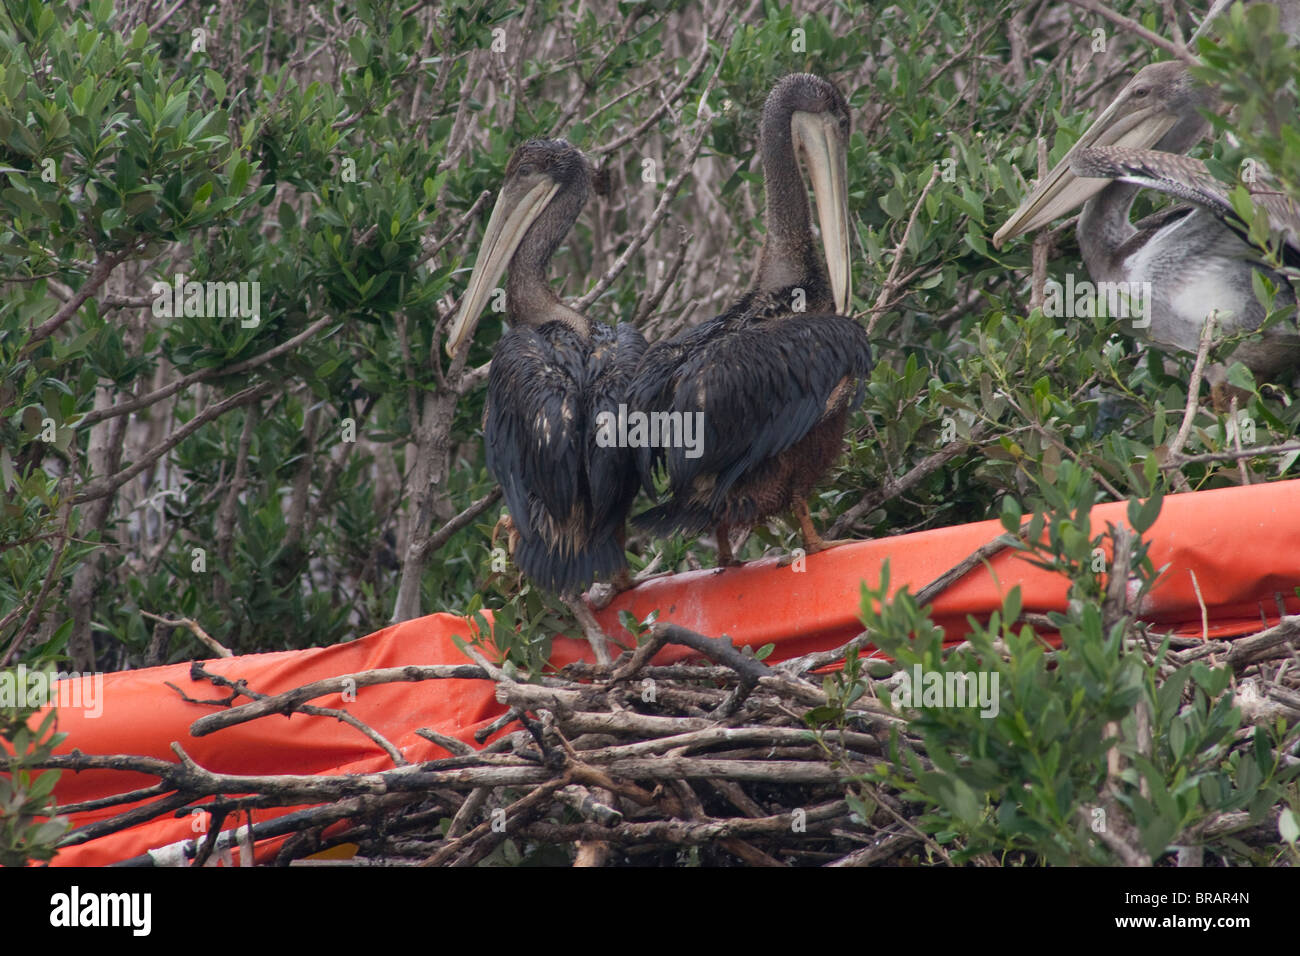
top-left (992, 90), bottom-right (1181, 248)
top-left (793, 110), bottom-right (852, 313)
top-left (445, 176), bottom-right (563, 356)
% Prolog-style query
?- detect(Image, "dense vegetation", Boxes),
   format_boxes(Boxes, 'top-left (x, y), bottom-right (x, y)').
top-left (2, 0), bottom-right (1298, 866)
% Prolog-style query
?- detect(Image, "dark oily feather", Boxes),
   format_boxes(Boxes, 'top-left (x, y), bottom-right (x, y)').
top-left (485, 323), bottom-right (587, 526)
top-left (584, 321), bottom-right (648, 534)
top-left (682, 316), bottom-right (871, 511)
top-left (628, 327), bottom-right (701, 495)
top-left (512, 528), bottom-right (626, 595)
top-left (485, 320), bottom-right (646, 594)
top-left (630, 298), bottom-right (871, 523)
top-left (628, 276), bottom-right (847, 490)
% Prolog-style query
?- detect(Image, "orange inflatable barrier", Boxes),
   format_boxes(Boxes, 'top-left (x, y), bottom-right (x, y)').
top-left (23, 478), bottom-right (1300, 865)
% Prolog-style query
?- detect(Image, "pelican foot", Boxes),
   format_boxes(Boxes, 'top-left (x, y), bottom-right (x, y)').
top-left (712, 553), bottom-right (743, 571)
top-left (772, 537), bottom-right (858, 567)
top-left (803, 537), bottom-right (858, 555)
top-left (774, 539), bottom-right (854, 567)
top-left (714, 549), bottom-right (739, 568)
top-left (586, 570), bottom-right (630, 610)
top-left (710, 522), bottom-right (748, 568)
top-left (585, 565), bottom-right (660, 609)
top-left (792, 501), bottom-right (858, 559)
top-left (585, 581), bottom-right (619, 610)
top-left (585, 556), bottom-right (681, 607)
top-left (490, 512), bottom-right (520, 558)
top-left (610, 568), bottom-right (675, 591)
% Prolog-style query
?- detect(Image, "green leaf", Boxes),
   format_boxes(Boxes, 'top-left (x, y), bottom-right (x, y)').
top-left (230, 157), bottom-right (250, 195)
top-left (204, 69), bottom-right (227, 102)
top-left (1126, 490), bottom-right (1162, 535)
top-left (1280, 808), bottom-right (1299, 846)
top-left (1002, 586), bottom-right (1022, 627)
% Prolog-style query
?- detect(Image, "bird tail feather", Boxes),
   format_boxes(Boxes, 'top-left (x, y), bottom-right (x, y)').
top-left (632, 500), bottom-right (715, 539)
top-left (514, 533), bottom-right (627, 597)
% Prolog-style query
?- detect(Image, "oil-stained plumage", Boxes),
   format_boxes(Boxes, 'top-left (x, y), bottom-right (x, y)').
top-left (446, 140), bottom-right (647, 595)
top-left (994, 60), bottom-right (1300, 379)
top-left (629, 73), bottom-right (873, 564)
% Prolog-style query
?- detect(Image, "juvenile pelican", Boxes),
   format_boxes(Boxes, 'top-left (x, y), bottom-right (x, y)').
top-left (994, 61), bottom-right (1300, 380)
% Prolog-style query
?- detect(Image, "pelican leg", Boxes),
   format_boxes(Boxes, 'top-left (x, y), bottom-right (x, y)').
top-left (585, 566), bottom-right (633, 610)
top-left (715, 523), bottom-right (740, 568)
top-left (589, 551), bottom-right (674, 608)
top-left (794, 499), bottom-right (855, 555)
top-left (486, 512), bottom-right (526, 593)
top-left (564, 595), bottom-right (612, 667)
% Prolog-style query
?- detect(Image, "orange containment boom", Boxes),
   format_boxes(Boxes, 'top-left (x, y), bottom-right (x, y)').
top-left (25, 478), bottom-right (1300, 865)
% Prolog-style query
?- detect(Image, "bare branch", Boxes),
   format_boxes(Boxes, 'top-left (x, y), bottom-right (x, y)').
top-left (23, 250), bottom-right (131, 351)
top-left (590, 36), bottom-right (712, 157)
top-left (80, 315), bottom-right (335, 427)
top-left (1062, 0), bottom-right (1197, 63)
top-left (139, 612), bottom-right (233, 658)
top-left (73, 382), bottom-right (276, 504)
top-left (573, 65), bottom-right (718, 313)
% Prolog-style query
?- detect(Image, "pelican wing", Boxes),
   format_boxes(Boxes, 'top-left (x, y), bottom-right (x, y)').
top-left (484, 325), bottom-right (588, 536)
top-left (626, 320), bottom-right (718, 495)
top-left (631, 313), bottom-right (873, 513)
top-left (584, 322), bottom-right (649, 535)
top-left (1073, 146), bottom-right (1300, 258)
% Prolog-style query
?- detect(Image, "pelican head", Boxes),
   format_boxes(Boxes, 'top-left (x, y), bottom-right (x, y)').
top-left (445, 139), bottom-right (591, 356)
top-left (993, 61), bottom-right (1218, 248)
top-left (762, 73), bottom-right (854, 312)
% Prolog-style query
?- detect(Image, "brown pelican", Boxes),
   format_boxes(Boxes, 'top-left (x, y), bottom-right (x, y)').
top-left (993, 61), bottom-right (1300, 380)
top-left (445, 140), bottom-right (647, 596)
top-left (629, 74), bottom-right (873, 565)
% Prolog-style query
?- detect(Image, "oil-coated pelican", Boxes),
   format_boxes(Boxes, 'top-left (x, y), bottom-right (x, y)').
top-left (629, 73), bottom-right (873, 564)
top-left (446, 140), bottom-right (647, 597)
top-left (994, 61), bottom-right (1300, 380)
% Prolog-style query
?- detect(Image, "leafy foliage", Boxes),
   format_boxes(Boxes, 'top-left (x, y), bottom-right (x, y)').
top-left (827, 464), bottom-right (1300, 864)
top-left (0, 703), bottom-right (68, 866)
